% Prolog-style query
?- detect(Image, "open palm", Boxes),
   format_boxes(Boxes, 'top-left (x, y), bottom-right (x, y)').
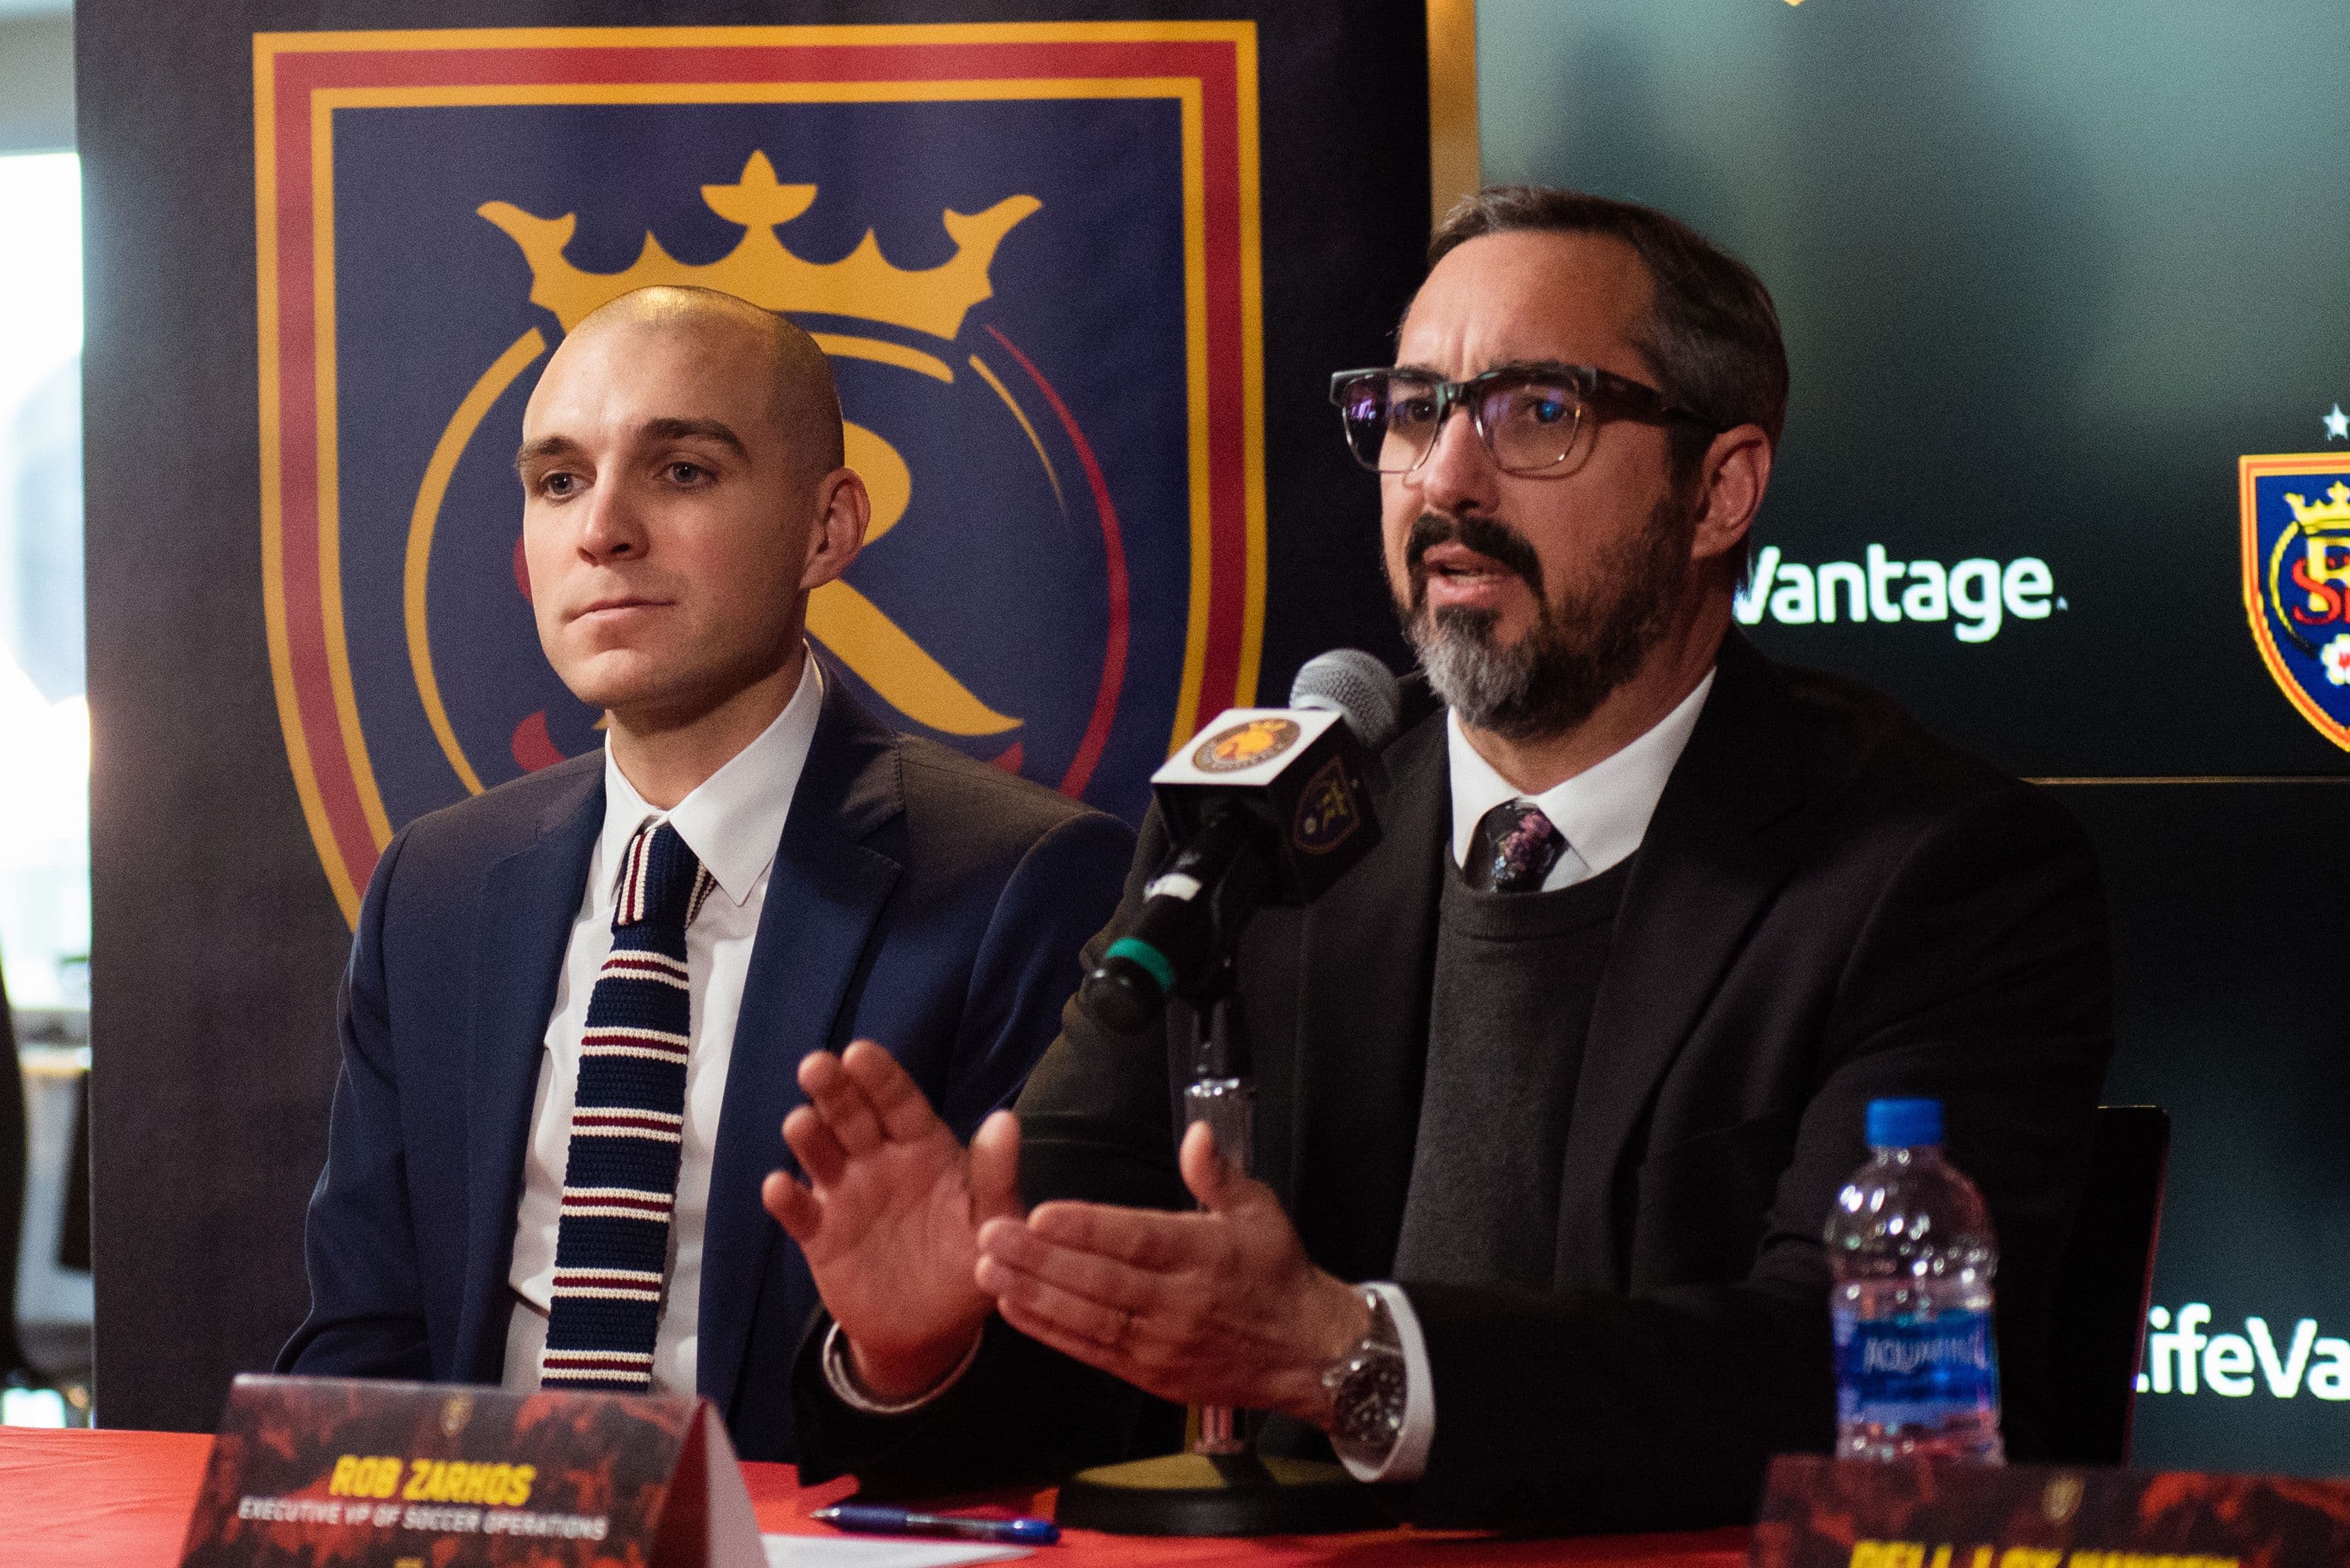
top-left (761, 1041), bottom-right (1021, 1400)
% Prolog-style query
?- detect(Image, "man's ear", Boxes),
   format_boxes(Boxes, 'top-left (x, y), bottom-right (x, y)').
top-left (799, 467), bottom-right (870, 592)
top-left (1687, 423), bottom-right (1773, 571)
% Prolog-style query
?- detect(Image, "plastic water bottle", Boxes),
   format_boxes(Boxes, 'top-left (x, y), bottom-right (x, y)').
top-left (1824, 1097), bottom-right (2005, 1463)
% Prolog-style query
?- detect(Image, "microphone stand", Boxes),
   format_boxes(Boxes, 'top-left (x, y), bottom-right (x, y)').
top-left (1182, 969), bottom-right (1252, 1461)
top-left (1054, 957), bottom-right (1386, 1536)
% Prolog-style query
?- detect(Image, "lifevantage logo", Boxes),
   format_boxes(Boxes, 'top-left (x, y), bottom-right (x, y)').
top-left (2135, 1303), bottom-right (2350, 1399)
top-left (1735, 545), bottom-right (2064, 643)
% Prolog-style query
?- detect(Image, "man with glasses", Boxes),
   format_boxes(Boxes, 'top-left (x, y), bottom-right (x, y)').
top-left (777, 188), bottom-right (2113, 1531)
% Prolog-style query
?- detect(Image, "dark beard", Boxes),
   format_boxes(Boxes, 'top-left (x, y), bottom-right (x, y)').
top-left (1398, 492), bottom-right (1693, 742)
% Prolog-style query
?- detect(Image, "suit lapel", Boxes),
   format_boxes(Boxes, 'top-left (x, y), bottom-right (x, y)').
top-left (696, 675), bottom-right (904, 1410)
top-left (1553, 635), bottom-right (1815, 1289)
top-left (1291, 713), bottom-right (1450, 1282)
top-left (456, 758), bottom-right (604, 1379)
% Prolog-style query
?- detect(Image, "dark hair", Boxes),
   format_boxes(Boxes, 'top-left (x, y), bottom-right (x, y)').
top-left (1427, 186), bottom-right (1788, 483)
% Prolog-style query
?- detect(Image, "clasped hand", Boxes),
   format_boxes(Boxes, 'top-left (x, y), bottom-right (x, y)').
top-left (761, 1042), bottom-right (1369, 1424)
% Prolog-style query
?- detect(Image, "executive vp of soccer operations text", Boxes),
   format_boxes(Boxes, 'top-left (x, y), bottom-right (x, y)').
top-left (774, 188), bottom-right (2114, 1532)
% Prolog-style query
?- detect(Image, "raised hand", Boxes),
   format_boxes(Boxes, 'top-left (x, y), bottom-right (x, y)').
top-left (971, 1120), bottom-right (1370, 1426)
top-left (761, 1041), bottom-right (1021, 1402)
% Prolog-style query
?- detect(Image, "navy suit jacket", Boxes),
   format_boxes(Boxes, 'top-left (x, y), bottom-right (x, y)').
top-left (280, 671), bottom-right (1134, 1460)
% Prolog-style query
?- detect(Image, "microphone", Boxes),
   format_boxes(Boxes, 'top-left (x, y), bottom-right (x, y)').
top-left (1081, 652), bottom-right (1401, 1034)
top-left (1289, 647), bottom-right (1401, 748)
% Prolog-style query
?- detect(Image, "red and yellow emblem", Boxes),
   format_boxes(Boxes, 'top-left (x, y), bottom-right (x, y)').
top-left (1192, 715), bottom-right (1300, 774)
top-left (2242, 452), bottom-right (2350, 751)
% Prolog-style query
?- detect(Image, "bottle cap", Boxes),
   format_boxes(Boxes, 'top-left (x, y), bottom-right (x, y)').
top-left (1866, 1097), bottom-right (1943, 1148)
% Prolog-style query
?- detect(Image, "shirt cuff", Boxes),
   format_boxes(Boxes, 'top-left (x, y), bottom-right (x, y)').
top-left (1337, 1281), bottom-right (1435, 1484)
top-left (819, 1320), bottom-right (983, 1417)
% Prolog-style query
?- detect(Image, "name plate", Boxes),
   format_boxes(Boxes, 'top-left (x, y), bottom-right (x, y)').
top-left (178, 1374), bottom-right (763, 1567)
top-left (1753, 1455), bottom-right (2350, 1568)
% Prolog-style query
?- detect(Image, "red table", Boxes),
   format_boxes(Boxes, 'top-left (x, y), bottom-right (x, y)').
top-left (0, 1427), bottom-right (1750, 1566)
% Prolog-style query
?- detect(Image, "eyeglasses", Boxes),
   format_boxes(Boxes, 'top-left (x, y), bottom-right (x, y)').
top-left (1327, 362), bottom-right (1717, 476)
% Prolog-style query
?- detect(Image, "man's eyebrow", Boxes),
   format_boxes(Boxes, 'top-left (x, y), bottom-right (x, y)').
top-left (514, 434), bottom-right (579, 472)
top-left (641, 417), bottom-right (749, 460)
top-left (1397, 358), bottom-right (1582, 380)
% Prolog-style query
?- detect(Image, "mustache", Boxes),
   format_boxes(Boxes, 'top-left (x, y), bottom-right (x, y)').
top-left (1405, 512), bottom-right (1545, 601)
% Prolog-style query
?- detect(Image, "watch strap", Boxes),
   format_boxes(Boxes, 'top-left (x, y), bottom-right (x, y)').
top-left (1323, 1286), bottom-right (1408, 1467)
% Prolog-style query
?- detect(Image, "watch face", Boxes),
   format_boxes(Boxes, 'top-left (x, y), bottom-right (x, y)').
top-left (1337, 1354), bottom-right (1408, 1448)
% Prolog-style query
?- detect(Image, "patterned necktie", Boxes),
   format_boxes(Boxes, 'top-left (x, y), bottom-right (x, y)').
top-left (541, 819), bottom-right (717, 1391)
top-left (1465, 800), bottom-right (1567, 894)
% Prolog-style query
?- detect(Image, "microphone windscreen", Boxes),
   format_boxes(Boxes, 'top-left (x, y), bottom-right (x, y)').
top-left (1290, 649), bottom-right (1401, 752)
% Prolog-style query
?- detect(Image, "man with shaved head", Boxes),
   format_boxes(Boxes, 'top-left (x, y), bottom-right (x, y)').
top-left (280, 285), bottom-right (1133, 1461)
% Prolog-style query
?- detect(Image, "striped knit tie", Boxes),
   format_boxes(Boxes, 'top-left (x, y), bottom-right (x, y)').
top-left (541, 819), bottom-right (716, 1391)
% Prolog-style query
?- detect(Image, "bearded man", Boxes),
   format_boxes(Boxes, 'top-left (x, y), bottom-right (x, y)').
top-left (770, 188), bottom-right (2115, 1532)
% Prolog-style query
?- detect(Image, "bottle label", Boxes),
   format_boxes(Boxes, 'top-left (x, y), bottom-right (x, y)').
top-left (1833, 1308), bottom-right (1999, 1429)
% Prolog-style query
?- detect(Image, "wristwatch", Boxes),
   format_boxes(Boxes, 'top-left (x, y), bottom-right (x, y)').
top-left (1321, 1286), bottom-right (1407, 1468)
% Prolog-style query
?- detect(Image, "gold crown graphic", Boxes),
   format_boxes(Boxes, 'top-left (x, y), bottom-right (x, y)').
top-left (479, 151), bottom-right (1040, 341)
top-left (2287, 481), bottom-right (2350, 536)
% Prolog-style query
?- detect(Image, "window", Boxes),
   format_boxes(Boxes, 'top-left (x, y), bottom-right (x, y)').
top-left (0, 151), bottom-right (86, 1011)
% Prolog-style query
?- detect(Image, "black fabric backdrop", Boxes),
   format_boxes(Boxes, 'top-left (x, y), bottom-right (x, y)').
top-left (1470, 0), bottom-right (2350, 1477)
top-left (78, 1), bottom-right (1428, 1433)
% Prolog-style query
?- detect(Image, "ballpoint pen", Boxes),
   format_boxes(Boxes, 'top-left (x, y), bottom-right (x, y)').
top-left (810, 1502), bottom-right (1061, 1546)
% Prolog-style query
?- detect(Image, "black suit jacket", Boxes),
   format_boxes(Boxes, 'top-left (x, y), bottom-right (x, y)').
top-left (279, 669), bottom-right (1135, 1463)
top-left (794, 635), bottom-right (2114, 1530)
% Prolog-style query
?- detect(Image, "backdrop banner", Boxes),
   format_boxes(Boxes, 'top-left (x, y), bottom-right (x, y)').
top-left (81, 1), bottom-right (1429, 1434)
top-left (1473, 0), bottom-right (2350, 1476)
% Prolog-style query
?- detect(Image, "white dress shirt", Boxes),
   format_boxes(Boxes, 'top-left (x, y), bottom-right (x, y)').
top-left (1444, 670), bottom-right (1716, 891)
top-left (502, 654), bottom-right (824, 1395)
top-left (1347, 669), bottom-right (1715, 1482)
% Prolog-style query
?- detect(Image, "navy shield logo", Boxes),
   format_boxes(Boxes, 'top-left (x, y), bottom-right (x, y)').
top-left (2242, 452), bottom-right (2350, 751)
top-left (255, 25), bottom-right (1265, 920)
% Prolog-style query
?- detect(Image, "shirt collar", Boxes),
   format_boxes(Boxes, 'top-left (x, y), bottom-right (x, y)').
top-left (1446, 668), bottom-right (1715, 880)
top-left (599, 651), bottom-right (826, 908)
